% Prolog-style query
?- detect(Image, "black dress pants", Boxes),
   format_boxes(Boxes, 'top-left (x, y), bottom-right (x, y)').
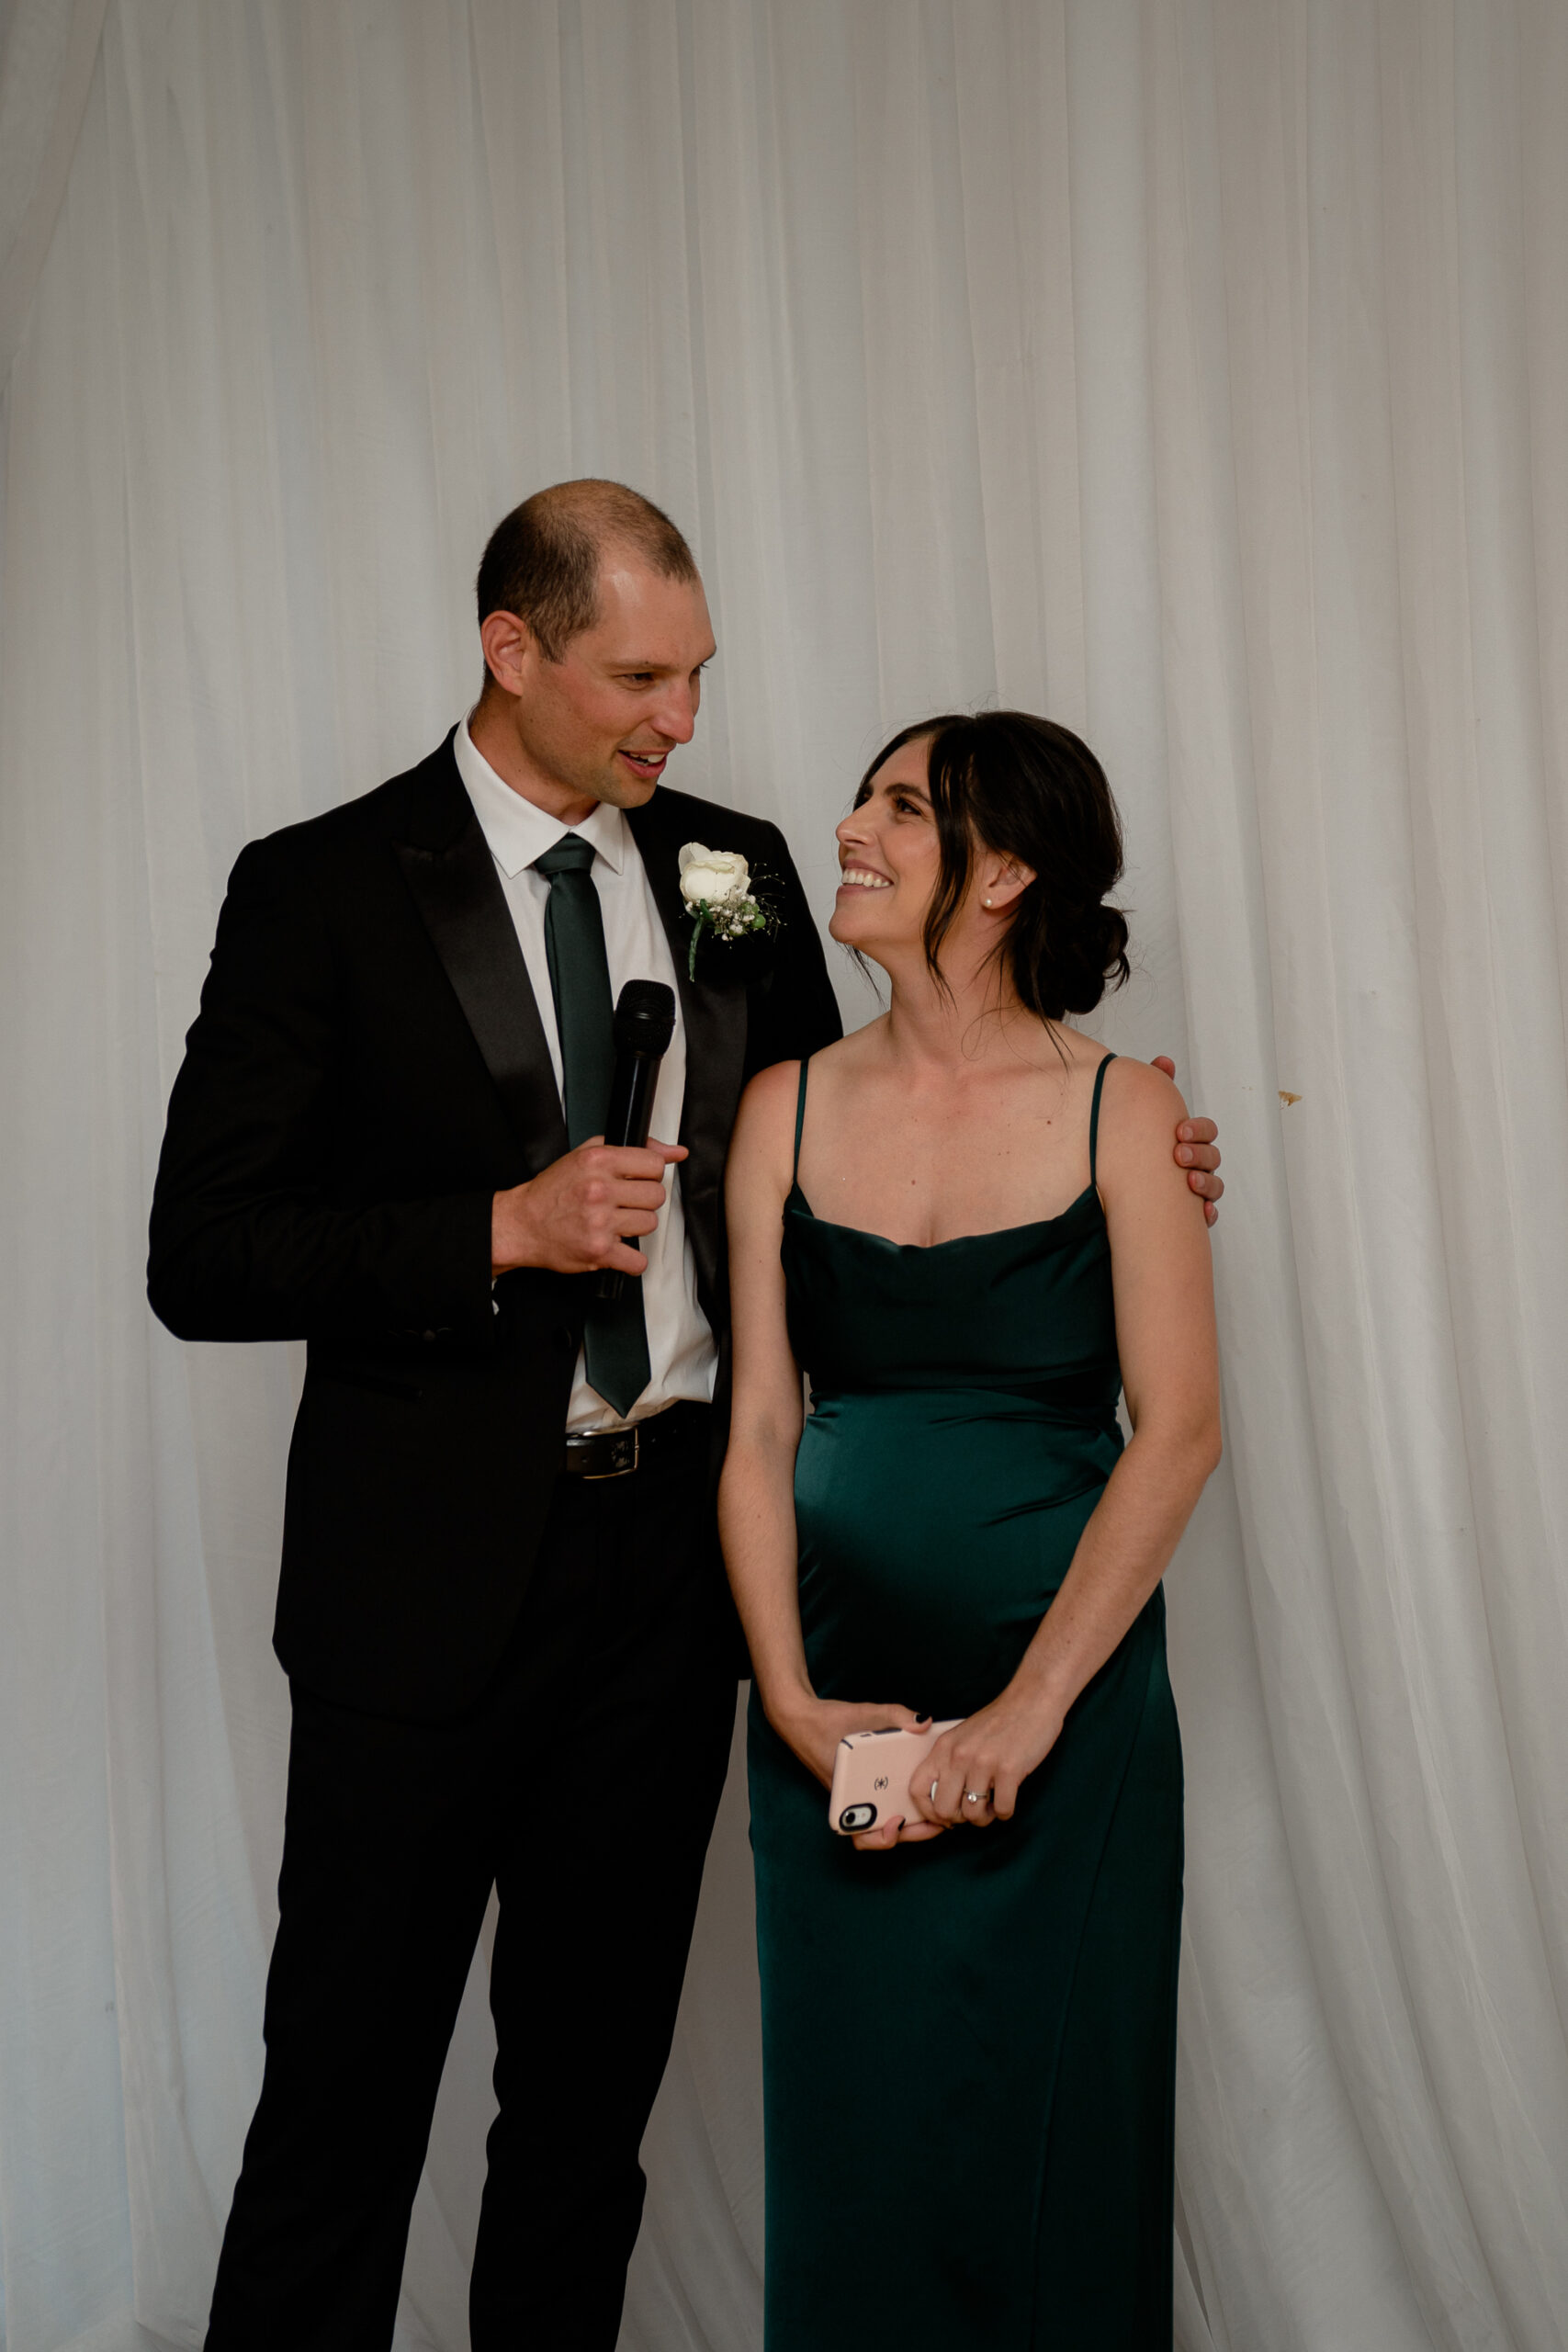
top-left (206, 1409), bottom-right (737, 2352)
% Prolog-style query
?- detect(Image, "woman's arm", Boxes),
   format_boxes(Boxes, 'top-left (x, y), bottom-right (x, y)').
top-left (719, 1061), bottom-right (926, 1845)
top-left (914, 1057), bottom-right (1221, 1829)
top-left (718, 1062), bottom-right (813, 1721)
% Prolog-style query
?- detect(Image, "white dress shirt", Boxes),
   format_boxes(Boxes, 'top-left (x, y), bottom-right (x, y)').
top-left (453, 719), bottom-right (717, 1432)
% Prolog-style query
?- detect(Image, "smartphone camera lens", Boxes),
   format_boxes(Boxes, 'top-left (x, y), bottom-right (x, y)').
top-left (839, 1803), bottom-right (876, 1833)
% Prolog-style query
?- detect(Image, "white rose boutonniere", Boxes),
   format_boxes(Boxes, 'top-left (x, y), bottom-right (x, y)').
top-left (677, 842), bottom-right (780, 979)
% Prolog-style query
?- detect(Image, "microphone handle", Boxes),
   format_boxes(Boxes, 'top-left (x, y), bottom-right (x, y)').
top-left (595, 1049), bottom-right (664, 1303)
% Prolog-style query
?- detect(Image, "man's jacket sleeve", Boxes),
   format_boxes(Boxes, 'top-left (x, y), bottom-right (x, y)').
top-left (147, 837), bottom-right (496, 1343)
top-left (743, 820), bottom-right (845, 1076)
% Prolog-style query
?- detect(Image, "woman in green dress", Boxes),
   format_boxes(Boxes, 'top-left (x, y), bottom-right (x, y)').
top-left (719, 711), bottom-right (1221, 2350)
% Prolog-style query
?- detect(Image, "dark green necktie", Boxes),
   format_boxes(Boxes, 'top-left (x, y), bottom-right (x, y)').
top-left (534, 835), bottom-right (651, 1417)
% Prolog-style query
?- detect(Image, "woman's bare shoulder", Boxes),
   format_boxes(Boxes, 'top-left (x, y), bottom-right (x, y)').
top-left (1099, 1051), bottom-right (1188, 1117)
top-left (732, 1057), bottom-right (803, 1170)
top-left (1094, 1056), bottom-right (1192, 1189)
top-left (738, 1057), bottom-right (804, 1120)
top-left (810, 1016), bottom-right (886, 1069)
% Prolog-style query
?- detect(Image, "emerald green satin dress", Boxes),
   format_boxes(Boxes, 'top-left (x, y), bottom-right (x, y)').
top-left (748, 1052), bottom-right (1182, 2350)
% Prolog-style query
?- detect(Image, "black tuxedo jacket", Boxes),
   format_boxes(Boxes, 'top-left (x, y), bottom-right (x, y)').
top-left (147, 732), bottom-right (842, 1721)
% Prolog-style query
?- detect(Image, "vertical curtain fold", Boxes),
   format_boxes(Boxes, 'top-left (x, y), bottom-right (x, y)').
top-left (0, 0), bottom-right (109, 380)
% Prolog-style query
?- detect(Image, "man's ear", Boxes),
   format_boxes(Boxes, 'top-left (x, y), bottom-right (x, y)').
top-left (479, 608), bottom-right (533, 699)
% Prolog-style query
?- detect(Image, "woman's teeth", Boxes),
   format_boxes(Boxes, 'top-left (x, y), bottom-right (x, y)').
top-left (840, 868), bottom-right (890, 888)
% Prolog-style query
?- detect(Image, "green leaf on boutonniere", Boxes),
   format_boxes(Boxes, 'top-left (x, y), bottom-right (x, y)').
top-left (678, 842), bottom-right (783, 984)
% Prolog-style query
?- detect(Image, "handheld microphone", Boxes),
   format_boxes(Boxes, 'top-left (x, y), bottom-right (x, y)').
top-left (595, 979), bottom-right (678, 1303)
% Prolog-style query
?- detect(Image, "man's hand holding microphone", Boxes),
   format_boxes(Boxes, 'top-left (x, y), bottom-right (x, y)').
top-left (491, 978), bottom-right (682, 1279)
top-left (491, 1136), bottom-right (684, 1278)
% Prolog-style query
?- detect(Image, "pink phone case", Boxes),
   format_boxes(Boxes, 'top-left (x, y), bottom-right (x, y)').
top-left (828, 1720), bottom-right (964, 1837)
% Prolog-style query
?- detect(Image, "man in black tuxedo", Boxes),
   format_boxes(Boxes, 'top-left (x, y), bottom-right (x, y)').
top-left (149, 479), bottom-right (1224, 2348)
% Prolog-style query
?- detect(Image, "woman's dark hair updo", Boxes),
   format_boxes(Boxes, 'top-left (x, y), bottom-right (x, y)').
top-left (855, 710), bottom-right (1132, 1021)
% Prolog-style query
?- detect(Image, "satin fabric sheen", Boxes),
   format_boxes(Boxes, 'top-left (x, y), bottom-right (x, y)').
top-left (748, 1055), bottom-right (1182, 2348)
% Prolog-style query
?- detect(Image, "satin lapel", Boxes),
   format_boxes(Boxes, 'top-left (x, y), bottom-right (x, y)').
top-left (395, 797), bottom-right (567, 1176)
top-left (627, 799), bottom-right (747, 1309)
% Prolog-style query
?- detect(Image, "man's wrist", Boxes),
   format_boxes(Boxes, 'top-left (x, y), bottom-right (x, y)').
top-left (491, 1179), bottom-right (536, 1276)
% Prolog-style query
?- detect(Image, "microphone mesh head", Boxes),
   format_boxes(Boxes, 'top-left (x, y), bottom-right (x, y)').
top-left (612, 978), bottom-right (676, 1057)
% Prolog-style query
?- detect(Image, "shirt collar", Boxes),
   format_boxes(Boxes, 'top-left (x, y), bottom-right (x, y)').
top-left (454, 718), bottom-right (629, 878)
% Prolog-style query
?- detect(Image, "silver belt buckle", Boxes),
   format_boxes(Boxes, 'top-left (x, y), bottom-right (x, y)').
top-left (583, 1425), bottom-right (639, 1481)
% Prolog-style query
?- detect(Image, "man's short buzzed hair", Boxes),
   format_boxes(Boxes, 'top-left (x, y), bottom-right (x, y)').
top-left (475, 480), bottom-right (700, 667)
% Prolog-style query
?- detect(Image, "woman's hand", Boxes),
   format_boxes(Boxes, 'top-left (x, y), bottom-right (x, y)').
top-left (769, 1693), bottom-right (926, 1789)
top-left (766, 1695), bottom-right (943, 1852)
top-left (907, 1693), bottom-right (1066, 1831)
top-left (1150, 1056), bottom-right (1223, 1226)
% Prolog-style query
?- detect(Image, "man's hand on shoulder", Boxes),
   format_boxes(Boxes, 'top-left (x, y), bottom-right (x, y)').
top-left (491, 1138), bottom-right (687, 1276)
top-left (1151, 1056), bottom-right (1224, 1227)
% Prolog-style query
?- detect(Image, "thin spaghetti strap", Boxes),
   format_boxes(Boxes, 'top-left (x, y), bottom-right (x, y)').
top-left (792, 1056), bottom-right (811, 1187)
top-left (1089, 1052), bottom-right (1117, 1187)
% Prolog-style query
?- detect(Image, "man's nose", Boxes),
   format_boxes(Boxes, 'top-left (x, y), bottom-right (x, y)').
top-left (649, 683), bottom-right (697, 744)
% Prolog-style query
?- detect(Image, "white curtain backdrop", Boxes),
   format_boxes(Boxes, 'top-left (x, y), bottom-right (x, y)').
top-left (2, 5), bottom-right (1565, 2349)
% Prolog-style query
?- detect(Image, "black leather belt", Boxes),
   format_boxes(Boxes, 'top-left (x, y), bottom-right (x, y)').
top-left (559, 1401), bottom-right (710, 1481)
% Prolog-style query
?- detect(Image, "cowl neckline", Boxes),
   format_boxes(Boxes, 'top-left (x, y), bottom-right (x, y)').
top-left (784, 1178), bottom-right (1104, 1255)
